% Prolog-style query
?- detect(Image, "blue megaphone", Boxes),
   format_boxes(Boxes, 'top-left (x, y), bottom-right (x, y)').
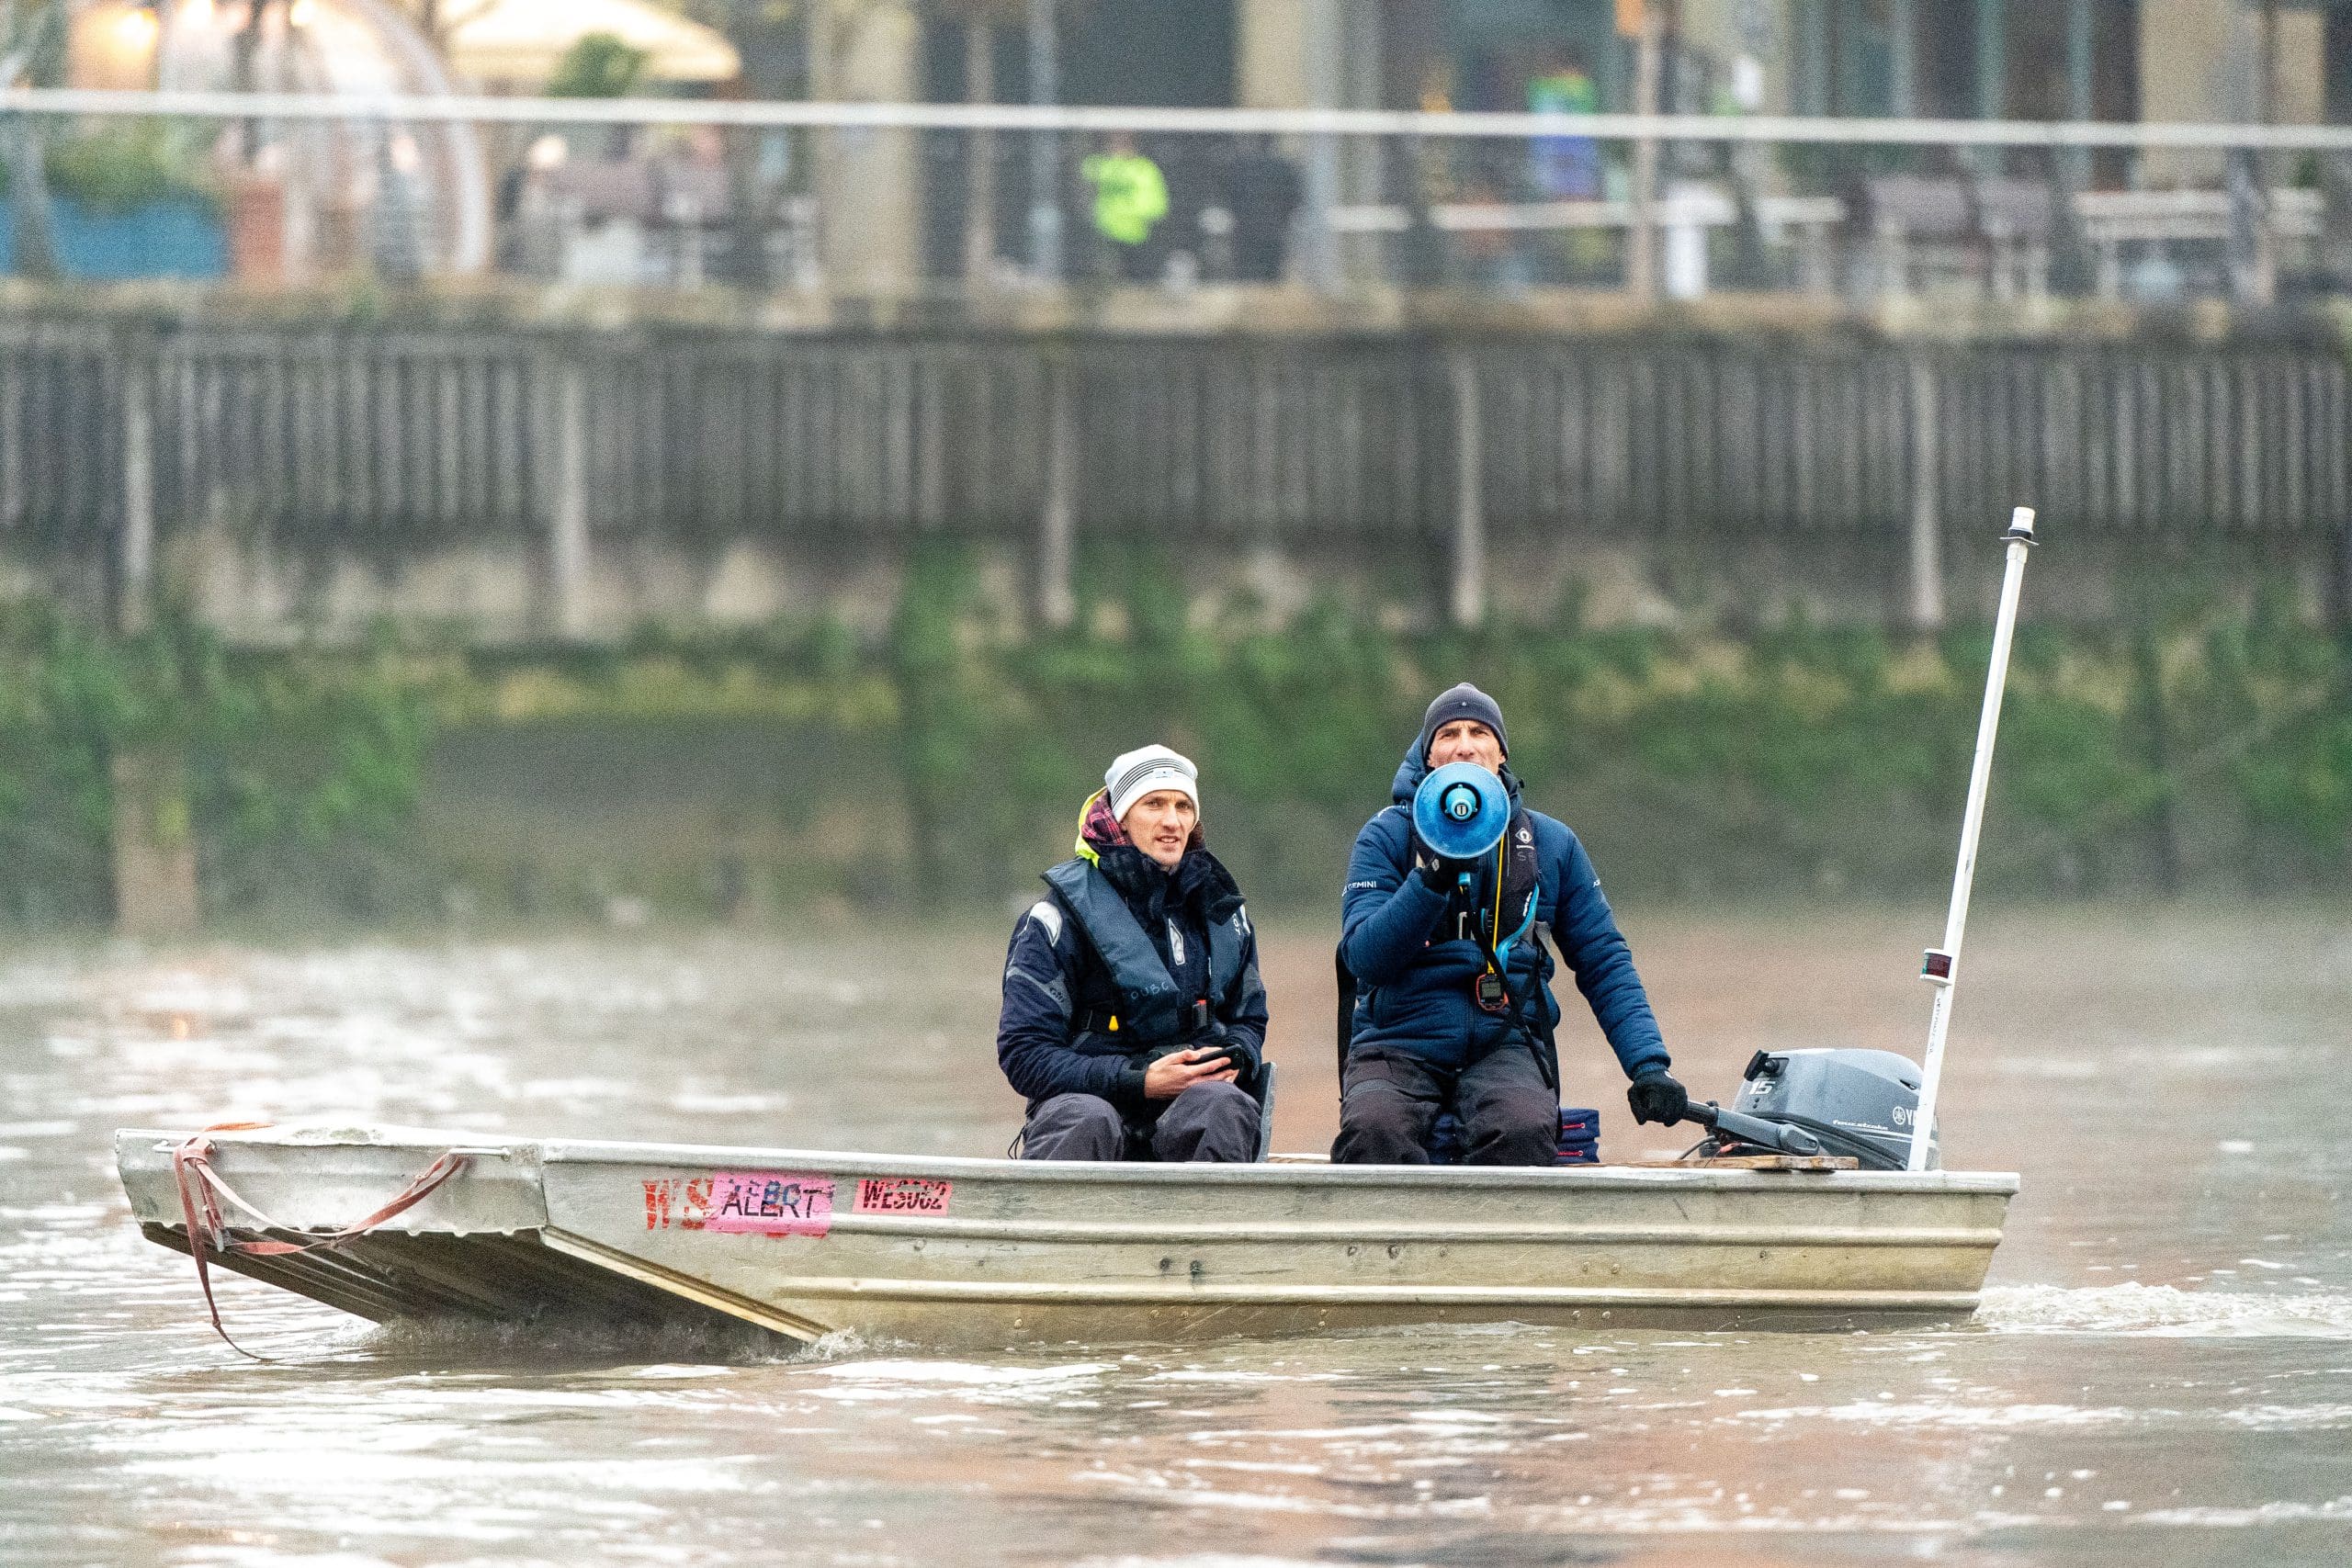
top-left (1411, 761), bottom-right (1511, 867)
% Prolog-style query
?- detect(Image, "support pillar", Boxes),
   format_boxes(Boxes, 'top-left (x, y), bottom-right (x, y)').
top-left (2052, 0), bottom-right (2098, 292)
top-left (1627, 2), bottom-right (1663, 304)
top-left (1793, 0), bottom-right (1830, 117)
top-left (1238, 0), bottom-right (1314, 108)
top-left (2230, 0), bottom-right (2281, 307)
top-left (1974, 0), bottom-right (2006, 118)
top-left (548, 356), bottom-right (590, 640)
top-left (812, 0), bottom-right (922, 293)
top-left (1037, 358), bottom-right (1076, 628)
top-left (2138, 0), bottom-right (2236, 187)
top-left (116, 344), bottom-right (155, 637)
top-left (1907, 358), bottom-right (1945, 631)
top-left (1025, 0), bottom-right (1062, 283)
top-left (1890, 0), bottom-right (1918, 118)
top-left (1973, 0), bottom-right (2006, 175)
top-left (2064, 0), bottom-right (2094, 179)
top-left (1450, 354), bottom-right (1485, 627)
top-left (107, 335), bottom-right (196, 937)
top-left (1300, 0), bottom-right (1342, 293)
top-left (2226, 150), bottom-right (2276, 307)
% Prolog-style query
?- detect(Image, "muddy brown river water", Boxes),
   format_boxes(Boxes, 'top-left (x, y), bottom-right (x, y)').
top-left (1, 906), bottom-right (2347, 1566)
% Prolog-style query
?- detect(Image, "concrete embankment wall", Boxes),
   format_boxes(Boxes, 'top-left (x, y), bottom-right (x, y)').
top-left (3, 286), bottom-right (2347, 640)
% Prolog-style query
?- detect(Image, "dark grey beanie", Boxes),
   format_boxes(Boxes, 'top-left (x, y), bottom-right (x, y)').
top-left (1417, 682), bottom-right (1509, 761)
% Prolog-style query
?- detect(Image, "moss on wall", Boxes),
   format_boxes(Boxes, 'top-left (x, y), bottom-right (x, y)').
top-left (5, 561), bottom-right (2346, 928)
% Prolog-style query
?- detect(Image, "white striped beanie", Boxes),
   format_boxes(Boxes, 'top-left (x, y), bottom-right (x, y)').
top-left (1104, 744), bottom-right (1200, 820)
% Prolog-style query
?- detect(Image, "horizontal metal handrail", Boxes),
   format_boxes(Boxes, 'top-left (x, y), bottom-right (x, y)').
top-left (1335, 187), bottom-right (2324, 237)
top-left (6, 87), bottom-right (2352, 152)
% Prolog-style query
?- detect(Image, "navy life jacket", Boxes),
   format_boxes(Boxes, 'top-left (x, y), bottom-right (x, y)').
top-left (1335, 801), bottom-right (1559, 1089)
top-left (1408, 803), bottom-right (1542, 966)
top-left (1042, 857), bottom-right (1245, 1057)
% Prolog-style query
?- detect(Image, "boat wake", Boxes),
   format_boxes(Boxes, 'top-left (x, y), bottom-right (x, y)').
top-left (356, 1312), bottom-right (807, 1367)
top-left (2132, 1495), bottom-right (2352, 1527)
top-left (808, 1358), bottom-right (1114, 1398)
top-left (1975, 1282), bottom-right (2352, 1338)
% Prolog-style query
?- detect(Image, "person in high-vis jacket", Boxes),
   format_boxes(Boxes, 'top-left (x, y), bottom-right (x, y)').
top-left (1080, 131), bottom-right (1170, 282)
top-left (1331, 684), bottom-right (1688, 1165)
top-left (997, 745), bottom-right (1270, 1162)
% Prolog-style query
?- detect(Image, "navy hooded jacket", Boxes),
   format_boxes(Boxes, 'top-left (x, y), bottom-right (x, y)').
top-left (1340, 742), bottom-right (1668, 1080)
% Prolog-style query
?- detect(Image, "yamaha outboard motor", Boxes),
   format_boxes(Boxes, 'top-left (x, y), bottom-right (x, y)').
top-left (1687, 1048), bottom-right (1935, 1171)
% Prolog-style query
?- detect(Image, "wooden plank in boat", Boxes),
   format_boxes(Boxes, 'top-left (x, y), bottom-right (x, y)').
top-left (1269, 1152), bottom-right (1859, 1172)
top-left (1623, 1156), bottom-right (1860, 1171)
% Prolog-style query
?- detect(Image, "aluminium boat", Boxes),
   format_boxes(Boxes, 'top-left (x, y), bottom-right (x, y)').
top-left (117, 1122), bottom-right (2016, 1350)
top-left (115, 511), bottom-right (2046, 1355)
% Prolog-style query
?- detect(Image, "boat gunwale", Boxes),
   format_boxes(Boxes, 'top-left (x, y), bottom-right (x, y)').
top-left (115, 1128), bottom-right (2022, 1196)
top-left (137, 1211), bottom-right (2007, 1249)
top-left (535, 1137), bottom-right (2022, 1194)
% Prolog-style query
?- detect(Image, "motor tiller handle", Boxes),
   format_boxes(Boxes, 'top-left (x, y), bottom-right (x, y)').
top-left (1684, 1100), bottom-right (1824, 1157)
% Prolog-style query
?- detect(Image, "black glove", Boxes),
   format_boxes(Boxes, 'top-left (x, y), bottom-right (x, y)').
top-left (1412, 845), bottom-right (1474, 887)
top-left (1176, 1027), bottom-right (1261, 1086)
top-left (1627, 1070), bottom-right (1689, 1127)
top-left (1216, 1035), bottom-right (1264, 1086)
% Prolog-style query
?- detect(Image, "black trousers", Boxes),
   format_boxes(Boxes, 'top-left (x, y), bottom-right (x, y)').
top-left (1331, 1043), bottom-right (1557, 1166)
top-left (1021, 1079), bottom-right (1260, 1162)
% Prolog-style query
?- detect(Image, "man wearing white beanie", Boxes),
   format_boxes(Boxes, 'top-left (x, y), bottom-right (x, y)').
top-left (995, 744), bottom-right (1271, 1162)
top-left (1103, 743), bottom-right (1199, 824)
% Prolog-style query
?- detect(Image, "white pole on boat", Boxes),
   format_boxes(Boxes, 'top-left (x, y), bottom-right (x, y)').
top-left (1908, 505), bottom-right (2039, 1172)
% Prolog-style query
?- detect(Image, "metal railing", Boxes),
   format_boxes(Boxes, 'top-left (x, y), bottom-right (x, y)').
top-left (2, 90), bottom-right (2348, 305)
top-left (4, 315), bottom-right (2346, 637)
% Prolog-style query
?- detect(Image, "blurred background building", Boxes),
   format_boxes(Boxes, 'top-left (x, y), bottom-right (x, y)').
top-left (0, 1), bottom-right (2343, 642)
top-left (0, 3), bottom-right (2346, 931)
top-left (5, 2), bottom-right (2346, 298)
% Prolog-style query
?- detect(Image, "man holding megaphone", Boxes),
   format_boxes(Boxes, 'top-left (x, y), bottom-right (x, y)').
top-left (1332, 683), bottom-right (1687, 1165)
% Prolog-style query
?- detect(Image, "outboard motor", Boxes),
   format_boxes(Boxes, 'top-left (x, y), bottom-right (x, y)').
top-left (1686, 1048), bottom-right (1935, 1171)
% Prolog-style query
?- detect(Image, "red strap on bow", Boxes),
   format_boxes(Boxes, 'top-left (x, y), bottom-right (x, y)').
top-left (169, 1125), bottom-right (470, 1361)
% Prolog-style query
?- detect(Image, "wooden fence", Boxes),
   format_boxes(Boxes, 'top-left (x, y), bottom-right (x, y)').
top-left (1, 316), bottom-right (2346, 631)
